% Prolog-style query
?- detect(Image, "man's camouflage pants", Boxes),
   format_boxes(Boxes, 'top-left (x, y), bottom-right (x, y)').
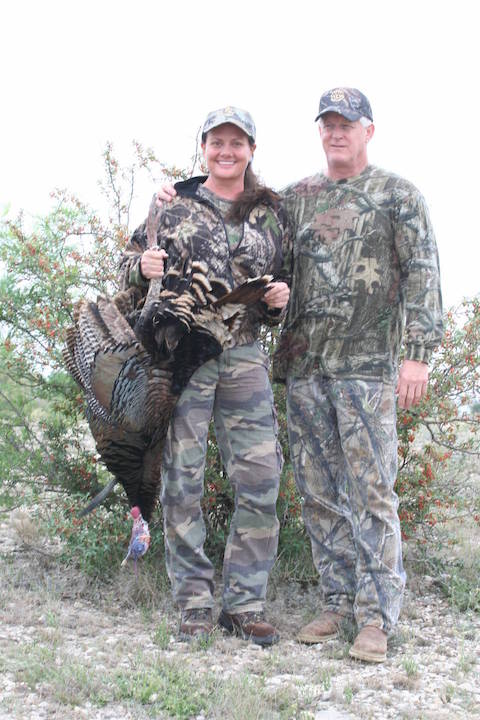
top-left (287, 375), bottom-right (406, 634)
top-left (161, 342), bottom-right (282, 613)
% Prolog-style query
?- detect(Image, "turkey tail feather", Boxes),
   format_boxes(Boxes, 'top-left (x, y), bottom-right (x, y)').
top-left (211, 275), bottom-right (272, 307)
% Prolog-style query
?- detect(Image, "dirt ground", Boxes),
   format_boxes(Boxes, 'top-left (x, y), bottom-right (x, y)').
top-left (1, 512), bottom-right (480, 720)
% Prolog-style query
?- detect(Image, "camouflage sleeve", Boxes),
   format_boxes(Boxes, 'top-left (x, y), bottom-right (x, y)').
top-left (393, 189), bottom-right (443, 364)
top-left (118, 221), bottom-right (149, 291)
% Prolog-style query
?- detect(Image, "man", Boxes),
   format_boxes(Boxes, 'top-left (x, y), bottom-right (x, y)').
top-left (273, 87), bottom-right (443, 662)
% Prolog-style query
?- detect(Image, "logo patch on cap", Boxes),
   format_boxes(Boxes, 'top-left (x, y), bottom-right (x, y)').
top-left (330, 89), bottom-right (345, 102)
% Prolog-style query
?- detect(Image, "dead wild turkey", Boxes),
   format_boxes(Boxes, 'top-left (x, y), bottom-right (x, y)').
top-left (63, 196), bottom-right (273, 559)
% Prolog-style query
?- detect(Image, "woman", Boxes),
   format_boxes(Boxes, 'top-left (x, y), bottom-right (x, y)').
top-left (119, 107), bottom-right (289, 646)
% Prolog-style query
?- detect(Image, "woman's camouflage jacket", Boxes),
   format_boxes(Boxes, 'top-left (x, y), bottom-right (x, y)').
top-left (118, 176), bottom-right (287, 346)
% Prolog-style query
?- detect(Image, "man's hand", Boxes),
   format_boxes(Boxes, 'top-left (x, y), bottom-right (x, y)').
top-left (140, 248), bottom-right (168, 279)
top-left (263, 282), bottom-right (290, 309)
top-left (396, 359), bottom-right (429, 410)
top-left (156, 184), bottom-right (177, 206)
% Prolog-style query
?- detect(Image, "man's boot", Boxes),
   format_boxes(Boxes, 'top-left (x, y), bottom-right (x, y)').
top-left (349, 625), bottom-right (387, 662)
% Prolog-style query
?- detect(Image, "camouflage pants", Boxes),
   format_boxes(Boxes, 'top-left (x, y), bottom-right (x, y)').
top-left (287, 376), bottom-right (406, 634)
top-left (161, 342), bottom-right (282, 613)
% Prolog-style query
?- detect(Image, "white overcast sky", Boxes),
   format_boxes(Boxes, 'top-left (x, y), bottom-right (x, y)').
top-left (1, 0), bottom-right (478, 308)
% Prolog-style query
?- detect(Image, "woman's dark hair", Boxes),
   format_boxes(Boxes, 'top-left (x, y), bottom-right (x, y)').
top-left (228, 161), bottom-right (280, 223)
top-left (202, 131), bottom-right (280, 223)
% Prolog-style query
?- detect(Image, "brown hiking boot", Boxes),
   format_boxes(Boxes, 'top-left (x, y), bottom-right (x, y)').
top-left (297, 611), bottom-right (344, 644)
top-left (349, 625), bottom-right (387, 663)
top-left (218, 609), bottom-right (279, 646)
top-left (179, 608), bottom-right (214, 642)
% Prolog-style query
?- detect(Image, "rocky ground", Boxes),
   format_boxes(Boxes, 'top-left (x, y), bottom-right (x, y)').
top-left (1, 512), bottom-right (479, 720)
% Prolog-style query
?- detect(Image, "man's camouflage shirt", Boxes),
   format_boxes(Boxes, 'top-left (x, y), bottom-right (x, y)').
top-left (273, 164), bottom-right (443, 383)
top-left (119, 176), bottom-right (287, 347)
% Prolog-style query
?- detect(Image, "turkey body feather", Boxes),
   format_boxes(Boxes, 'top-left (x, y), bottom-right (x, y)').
top-left (63, 253), bottom-right (272, 522)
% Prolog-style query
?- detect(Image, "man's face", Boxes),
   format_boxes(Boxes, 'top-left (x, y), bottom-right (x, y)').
top-left (318, 112), bottom-right (374, 179)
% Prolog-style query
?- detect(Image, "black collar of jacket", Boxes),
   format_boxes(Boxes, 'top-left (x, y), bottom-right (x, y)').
top-left (173, 176), bottom-right (208, 199)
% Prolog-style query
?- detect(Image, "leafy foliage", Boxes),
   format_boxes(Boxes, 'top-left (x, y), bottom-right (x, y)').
top-left (396, 300), bottom-right (480, 541)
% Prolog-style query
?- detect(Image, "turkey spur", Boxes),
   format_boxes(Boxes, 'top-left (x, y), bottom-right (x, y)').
top-left (63, 251), bottom-right (273, 523)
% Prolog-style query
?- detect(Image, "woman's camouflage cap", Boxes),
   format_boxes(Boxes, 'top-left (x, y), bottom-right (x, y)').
top-left (315, 88), bottom-right (373, 122)
top-left (202, 106), bottom-right (256, 142)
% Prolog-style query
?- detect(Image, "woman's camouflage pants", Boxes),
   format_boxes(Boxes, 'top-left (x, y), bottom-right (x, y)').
top-left (161, 342), bottom-right (282, 613)
top-left (287, 375), bottom-right (406, 634)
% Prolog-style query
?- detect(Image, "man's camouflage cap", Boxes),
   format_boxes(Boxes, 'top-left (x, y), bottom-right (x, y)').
top-left (315, 87), bottom-right (373, 122)
top-left (202, 106), bottom-right (256, 142)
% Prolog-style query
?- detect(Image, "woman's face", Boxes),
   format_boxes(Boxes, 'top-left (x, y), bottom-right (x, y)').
top-left (202, 123), bottom-right (254, 184)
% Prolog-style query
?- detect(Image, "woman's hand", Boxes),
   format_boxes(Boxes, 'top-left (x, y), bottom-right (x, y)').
top-left (140, 248), bottom-right (168, 279)
top-left (263, 282), bottom-right (290, 309)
